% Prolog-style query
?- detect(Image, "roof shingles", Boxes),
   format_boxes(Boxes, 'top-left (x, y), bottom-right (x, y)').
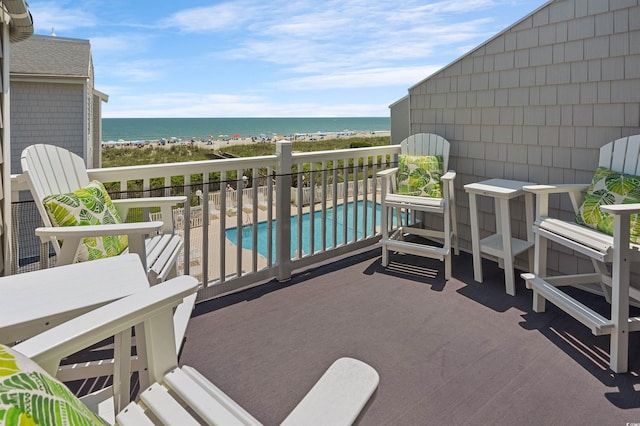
top-left (10, 35), bottom-right (90, 78)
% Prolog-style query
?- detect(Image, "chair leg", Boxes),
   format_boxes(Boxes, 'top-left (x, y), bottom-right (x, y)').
top-left (444, 252), bottom-right (451, 280)
top-left (449, 184), bottom-right (459, 256)
top-left (532, 233), bottom-right (548, 313)
top-left (381, 203), bottom-right (389, 267)
top-left (381, 245), bottom-right (389, 267)
top-left (443, 204), bottom-right (452, 280)
top-left (610, 213), bottom-right (631, 373)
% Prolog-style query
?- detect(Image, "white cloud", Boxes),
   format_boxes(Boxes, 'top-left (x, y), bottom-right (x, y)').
top-left (218, 1), bottom-right (499, 75)
top-left (102, 91), bottom-right (389, 118)
top-left (159, 2), bottom-right (260, 33)
top-left (28, 1), bottom-right (96, 34)
top-left (90, 34), bottom-right (152, 55)
top-left (100, 60), bottom-right (167, 82)
top-left (278, 66), bottom-right (443, 90)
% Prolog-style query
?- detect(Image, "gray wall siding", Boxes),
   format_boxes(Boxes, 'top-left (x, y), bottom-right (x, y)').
top-left (390, 96), bottom-right (411, 145)
top-left (11, 81), bottom-right (85, 174)
top-left (409, 0), bottom-right (640, 273)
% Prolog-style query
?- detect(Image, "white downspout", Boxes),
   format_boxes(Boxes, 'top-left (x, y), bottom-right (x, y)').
top-left (2, 19), bottom-right (11, 274)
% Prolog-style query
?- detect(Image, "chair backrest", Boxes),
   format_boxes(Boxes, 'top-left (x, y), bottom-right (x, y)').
top-left (400, 133), bottom-right (450, 171)
top-left (599, 135), bottom-right (640, 175)
top-left (21, 144), bottom-right (91, 253)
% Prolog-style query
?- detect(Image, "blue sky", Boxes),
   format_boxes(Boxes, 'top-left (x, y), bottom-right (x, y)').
top-left (28, 0), bottom-right (547, 118)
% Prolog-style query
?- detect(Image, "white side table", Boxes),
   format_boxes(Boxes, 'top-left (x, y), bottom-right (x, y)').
top-left (464, 179), bottom-right (535, 296)
top-left (0, 254), bottom-right (149, 344)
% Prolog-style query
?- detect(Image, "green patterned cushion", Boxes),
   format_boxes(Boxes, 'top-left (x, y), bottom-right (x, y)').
top-left (43, 180), bottom-right (128, 262)
top-left (576, 166), bottom-right (640, 243)
top-left (0, 344), bottom-right (109, 425)
top-left (396, 155), bottom-right (443, 198)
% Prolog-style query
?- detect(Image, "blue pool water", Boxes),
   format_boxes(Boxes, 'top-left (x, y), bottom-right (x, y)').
top-left (226, 200), bottom-right (381, 259)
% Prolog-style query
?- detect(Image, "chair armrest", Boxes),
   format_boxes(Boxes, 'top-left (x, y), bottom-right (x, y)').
top-left (442, 170), bottom-right (456, 181)
top-left (35, 221), bottom-right (164, 239)
top-left (35, 222), bottom-right (164, 265)
top-left (524, 183), bottom-right (589, 217)
top-left (13, 276), bottom-right (198, 376)
top-left (601, 204), bottom-right (640, 215)
top-left (376, 168), bottom-right (398, 177)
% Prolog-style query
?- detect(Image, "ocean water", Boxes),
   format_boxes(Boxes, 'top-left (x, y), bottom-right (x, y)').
top-left (102, 117), bottom-right (390, 142)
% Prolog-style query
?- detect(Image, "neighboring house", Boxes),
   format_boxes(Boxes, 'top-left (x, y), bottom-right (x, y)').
top-left (1, 0), bottom-right (34, 275)
top-left (391, 0), bottom-right (640, 276)
top-left (10, 34), bottom-right (108, 173)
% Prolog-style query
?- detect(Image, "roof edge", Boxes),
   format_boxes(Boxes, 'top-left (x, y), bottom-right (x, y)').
top-left (408, 0), bottom-right (555, 91)
top-left (3, 0), bottom-right (33, 43)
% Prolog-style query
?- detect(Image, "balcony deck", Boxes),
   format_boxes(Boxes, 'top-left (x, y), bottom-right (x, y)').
top-left (180, 247), bottom-right (640, 425)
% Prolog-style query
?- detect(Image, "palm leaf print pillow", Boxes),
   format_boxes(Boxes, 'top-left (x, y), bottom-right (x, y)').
top-left (43, 180), bottom-right (128, 261)
top-left (0, 344), bottom-right (109, 425)
top-left (576, 166), bottom-right (640, 243)
top-left (396, 155), bottom-right (443, 198)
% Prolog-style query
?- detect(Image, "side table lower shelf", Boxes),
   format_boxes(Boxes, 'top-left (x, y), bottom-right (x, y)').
top-left (479, 234), bottom-right (534, 259)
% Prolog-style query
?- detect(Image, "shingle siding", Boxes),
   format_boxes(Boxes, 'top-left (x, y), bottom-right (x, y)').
top-left (407, 0), bottom-right (640, 275)
top-left (11, 82), bottom-right (84, 173)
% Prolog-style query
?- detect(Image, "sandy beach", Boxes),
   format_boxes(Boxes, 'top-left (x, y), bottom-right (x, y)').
top-left (104, 130), bottom-right (391, 151)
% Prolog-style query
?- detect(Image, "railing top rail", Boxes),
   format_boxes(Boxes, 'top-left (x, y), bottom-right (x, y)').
top-left (291, 145), bottom-right (399, 163)
top-left (11, 143), bottom-right (399, 191)
top-left (88, 154), bottom-right (279, 179)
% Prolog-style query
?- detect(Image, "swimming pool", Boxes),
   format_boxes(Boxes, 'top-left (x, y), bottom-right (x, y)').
top-left (225, 200), bottom-right (381, 258)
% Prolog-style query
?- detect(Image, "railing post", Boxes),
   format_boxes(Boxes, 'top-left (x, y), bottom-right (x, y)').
top-left (276, 140), bottom-right (292, 281)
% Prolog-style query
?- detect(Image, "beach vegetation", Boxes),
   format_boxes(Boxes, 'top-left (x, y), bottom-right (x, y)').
top-left (101, 136), bottom-right (390, 167)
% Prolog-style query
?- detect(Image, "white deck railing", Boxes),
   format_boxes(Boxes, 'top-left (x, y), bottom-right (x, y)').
top-left (11, 141), bottom-right (399, 302)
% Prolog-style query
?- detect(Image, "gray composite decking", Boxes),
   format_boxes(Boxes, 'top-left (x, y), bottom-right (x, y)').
top-left (180, 247), bottom-right (640, 425)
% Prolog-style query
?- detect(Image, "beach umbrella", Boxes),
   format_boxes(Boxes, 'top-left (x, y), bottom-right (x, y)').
top-left (233, 133), bottom-right (240, 139)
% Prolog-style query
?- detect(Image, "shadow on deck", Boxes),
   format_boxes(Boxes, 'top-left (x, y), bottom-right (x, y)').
top-left (181, 247), bottom-right (640, 425)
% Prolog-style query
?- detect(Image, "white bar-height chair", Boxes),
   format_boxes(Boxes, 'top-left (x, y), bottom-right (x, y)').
top-left (522, 135), bottom-right (640, 373)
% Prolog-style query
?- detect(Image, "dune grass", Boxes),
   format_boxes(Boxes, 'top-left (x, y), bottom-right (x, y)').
top-left (102, 136), bottom-right (390, 167)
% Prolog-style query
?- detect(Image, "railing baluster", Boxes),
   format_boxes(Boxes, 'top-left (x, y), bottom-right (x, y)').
top-left (372, 159), bottom-right (378, 236)
top-left (202, 173), bottom-right (209, 286)
top-left (342, 156), bottom-right (349, 247)
top-left (296, 165), bottom-right (303, 258)
top-left (266, 166), bottom-right (273, 266)
top-left (321, 160), bottom-right (327, 252)
top-left (183, 175), bottom-right (191, 276)
top-left (309, 161), bottom-right (316, 255)
top-left (363, 158), bottom-right (369, 239)
top-left (219, 171), bottom-right (227, 283)
top-left (251, 167), bottom-right (258, 273)
top-left (236, 168), bottom-right (243, 277)
top-left (332, 165), bottom-right (338, 249)
top-left (352, 156), bottom-right (359, 244)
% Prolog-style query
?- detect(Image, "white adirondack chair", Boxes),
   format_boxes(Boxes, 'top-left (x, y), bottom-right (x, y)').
top-left (10, 267), bottom-right (379, 425)
top-left (19, 144), bottom-right (196, 380)
top-left (521, 134), bottom-right (640, 373)
top-left (21, 144), bottom-right (185, 284)
top-left (378, 133), bottom-right (459, 279)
